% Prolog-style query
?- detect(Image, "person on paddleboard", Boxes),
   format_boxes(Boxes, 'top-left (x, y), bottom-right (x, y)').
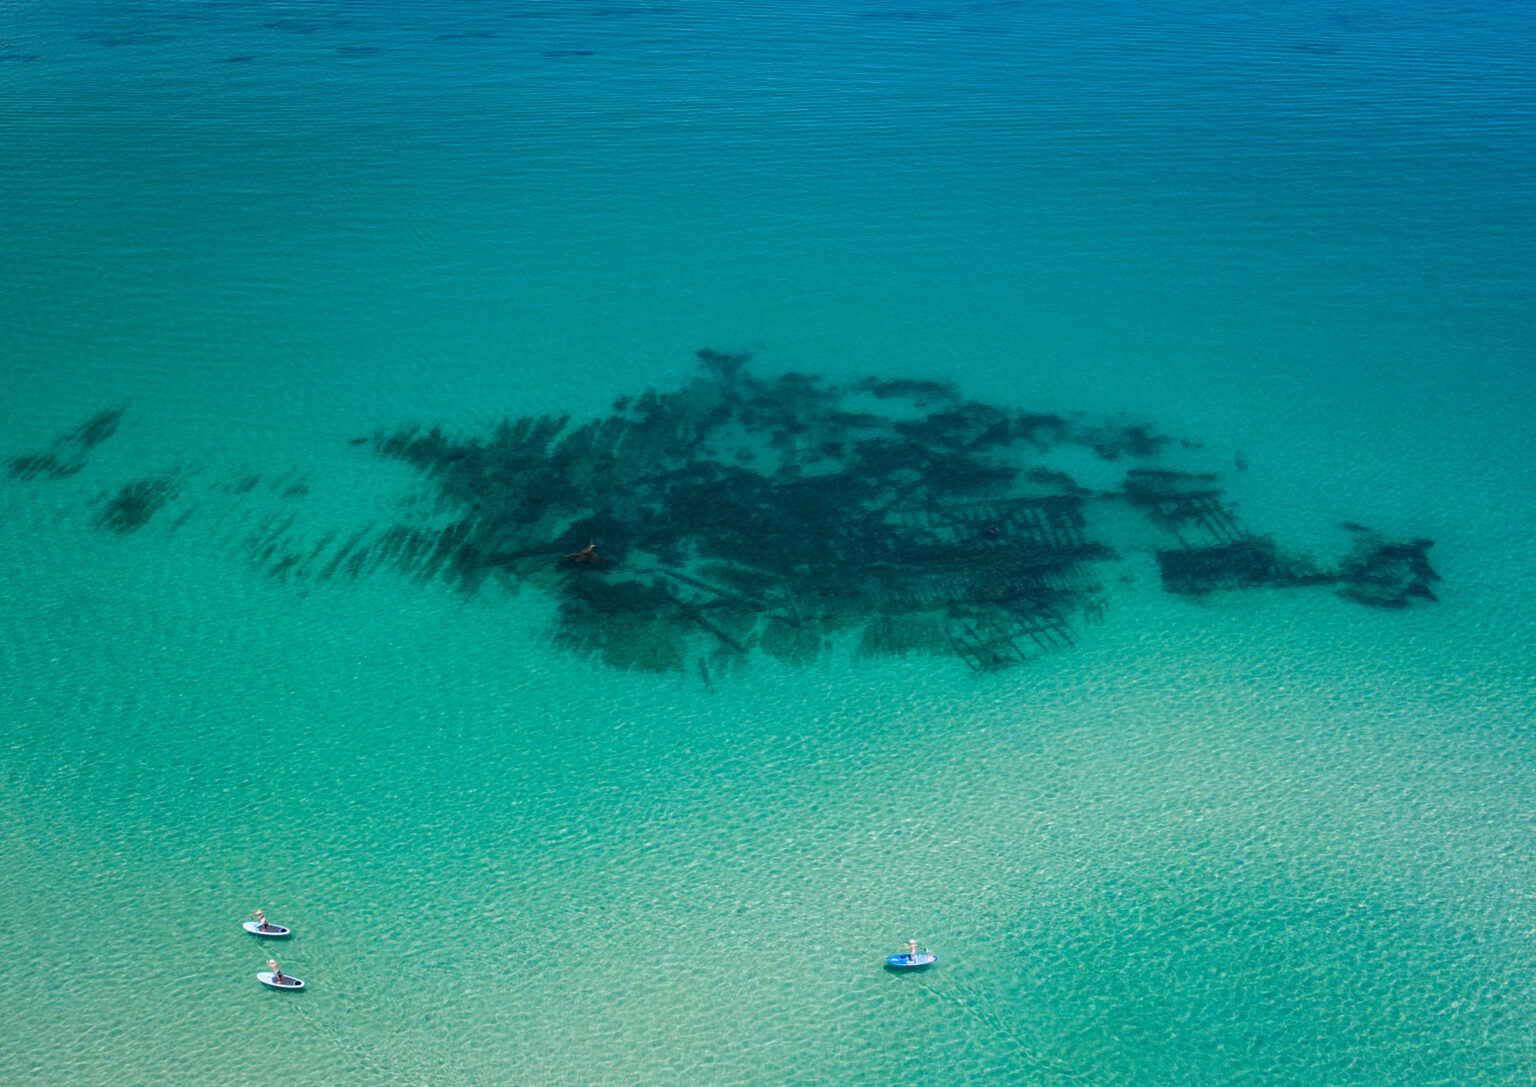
top-left (267, 958), bottom-right (285, 982)
top-left (252, 909), bottom-right (269, 932)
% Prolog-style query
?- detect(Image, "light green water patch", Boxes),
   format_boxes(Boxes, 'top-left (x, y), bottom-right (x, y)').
top-left (1, 521), bottom-right (1531, 1084)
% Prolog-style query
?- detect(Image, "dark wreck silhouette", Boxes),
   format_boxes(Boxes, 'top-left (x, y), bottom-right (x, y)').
top-left (8, 354), bottom-right (1441, 674)
top-left (321, 350), bottom-right (1440, 672)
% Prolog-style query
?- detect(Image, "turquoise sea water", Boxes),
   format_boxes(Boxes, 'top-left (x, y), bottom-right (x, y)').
top-left (2, 2), bottom-right (1534, 1083)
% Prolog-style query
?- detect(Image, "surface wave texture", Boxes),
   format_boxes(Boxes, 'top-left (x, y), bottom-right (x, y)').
top-left (1, 0), bottom-right (1534, 1084)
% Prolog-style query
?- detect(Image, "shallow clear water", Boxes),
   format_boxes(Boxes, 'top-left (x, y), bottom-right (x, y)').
top-left (2, 1), bottom-right (1534, 1083)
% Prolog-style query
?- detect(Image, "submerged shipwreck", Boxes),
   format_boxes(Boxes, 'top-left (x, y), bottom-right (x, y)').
top-left (279, 350), bottom-right (1440, 674)
top-left (11, 352), bottom-right (1440, 675)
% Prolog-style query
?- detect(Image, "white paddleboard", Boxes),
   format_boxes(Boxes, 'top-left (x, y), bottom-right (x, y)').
top-left (257, 970), bottom-right (305, 990)
top-left (243, 920), bottom-right (292, 938)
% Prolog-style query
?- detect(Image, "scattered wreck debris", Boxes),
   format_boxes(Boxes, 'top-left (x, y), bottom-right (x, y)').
top-left (7, 357), bottom-right (1440, 676)
top-left (95, 476), bottom-right (178, 533)
top-left (1124, 471), bottom-right (1439, 607)
top-left (308, 351), bottom-right (1436, 673)
top-left (559, 542), bottom-right (612, 567)
top-left (1335, 533), bottom-right (1440, 608)
top-left (9, 409), bottom-right (124, 481)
